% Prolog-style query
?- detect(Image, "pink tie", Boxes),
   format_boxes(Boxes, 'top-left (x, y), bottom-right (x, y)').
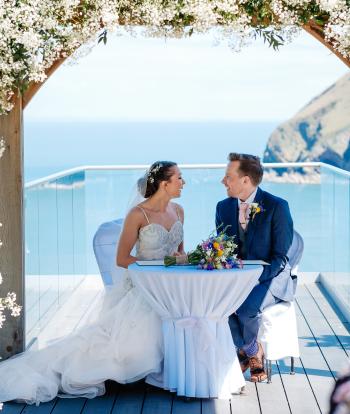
top-left (239, 202), bottom-right (249, 231)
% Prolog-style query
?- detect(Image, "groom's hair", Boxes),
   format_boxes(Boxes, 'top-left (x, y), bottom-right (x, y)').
top-left (228, 153), bottom-right (263, 186)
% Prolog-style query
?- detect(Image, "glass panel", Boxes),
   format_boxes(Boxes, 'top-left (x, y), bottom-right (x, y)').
top-left (37, 180), bottom-right (59, 328)
top-left (320, 167), bottom-right (335, 282)
top-left (56, 174), bottom-right (74, 304)
top-left (333, 172), bottom-right (350, 305)
top-left (25, 172), bottom-right (88, 345)
top-left (24, 187), bottom-right (40, 345)
top-left (180, 168), bottom-right (226, 250)
top-left (72, 171), bottom-right (86, 286)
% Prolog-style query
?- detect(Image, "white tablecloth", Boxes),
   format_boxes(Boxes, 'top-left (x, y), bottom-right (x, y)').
top-left (128, 264), bottom-right (263, 399)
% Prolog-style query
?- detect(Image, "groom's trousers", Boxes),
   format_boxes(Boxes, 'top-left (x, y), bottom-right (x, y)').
top-left (229, 281), bottom-right (281, 357)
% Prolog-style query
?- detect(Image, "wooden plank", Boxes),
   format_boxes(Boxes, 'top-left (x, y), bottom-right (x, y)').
top-left (142, 388), bottom-right (172, 414)
top-left (51, 398), bottom-right (86, 414)
top-left (82, 380), bottom-right (118, 414)
top-left (83, 394), bottom-right (116, 414)
top-left (296, 285), bottom-right (348, 376)
top-left (21, 399), bottom-right (57, 414)
top-left (0, 402), bottom-right (25, 414)
top-left (277, 358), bottom-right (321, 414)
top-left (202, 399), bottom-right (230, 414)
top-left (172, 396), bottom-right (201, 414)
top-left (230, 382), bottom-right (260, 414)
top-left (306, 283), bottom-right (350, 354)
top-left (255, 361), bottom-right (291, 414)
top-left (295, 294), bottom-right (334, 413)
top-left (111, 389), bottom-right (144, 414)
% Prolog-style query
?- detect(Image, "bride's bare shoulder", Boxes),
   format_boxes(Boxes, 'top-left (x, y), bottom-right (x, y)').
top-left (125, 206), bottom-right (146, 223)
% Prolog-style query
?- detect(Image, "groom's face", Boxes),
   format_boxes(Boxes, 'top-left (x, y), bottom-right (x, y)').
top-left (222, 161), bottom-right (245, 198)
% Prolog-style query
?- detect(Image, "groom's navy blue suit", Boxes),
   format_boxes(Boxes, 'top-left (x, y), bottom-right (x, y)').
top-left (216, 187), bottom-right (294, 356)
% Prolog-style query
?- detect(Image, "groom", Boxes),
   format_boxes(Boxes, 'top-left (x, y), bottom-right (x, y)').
top-left (216, 152), bottom-right (294, 382)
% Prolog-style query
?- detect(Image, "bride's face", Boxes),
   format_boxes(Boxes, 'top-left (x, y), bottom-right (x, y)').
top-left (164, 166), bottom-right (185, 198)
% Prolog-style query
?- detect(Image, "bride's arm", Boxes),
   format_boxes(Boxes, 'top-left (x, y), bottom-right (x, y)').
top-left (116, 209), bottom-right (143, 268)
top-left (176, 204), bottom-right (185, 255)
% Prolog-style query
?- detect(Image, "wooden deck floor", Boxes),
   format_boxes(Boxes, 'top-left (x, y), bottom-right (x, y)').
top-left (2, 282), bottom-right (349, 414)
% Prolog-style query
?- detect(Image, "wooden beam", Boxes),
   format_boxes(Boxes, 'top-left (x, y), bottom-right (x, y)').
top-left (22, 57), bottom-right (67, 109)
top-left (303, 20), bottom-right (350, 68)
top-left (0, 97), bottom-right (25, 358)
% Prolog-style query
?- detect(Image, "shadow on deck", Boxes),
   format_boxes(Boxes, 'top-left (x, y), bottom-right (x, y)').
top-left (2, 282), bottom-right (348, 414)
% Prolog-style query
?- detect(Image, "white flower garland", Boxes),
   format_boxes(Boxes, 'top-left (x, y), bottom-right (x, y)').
top-left (0, 1), bottom-right (349, 114)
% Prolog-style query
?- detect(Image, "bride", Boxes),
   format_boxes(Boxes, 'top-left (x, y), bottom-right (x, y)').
top-left (0, 161), bottom-right (185, 405)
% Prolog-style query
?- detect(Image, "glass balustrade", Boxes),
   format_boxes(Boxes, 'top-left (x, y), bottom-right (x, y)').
top-left (25, 171), bottom-right (86, 345)
top-left (319, 165), bottom-right (350, 317)
top-left (24, 162), bottom-right (350, 344)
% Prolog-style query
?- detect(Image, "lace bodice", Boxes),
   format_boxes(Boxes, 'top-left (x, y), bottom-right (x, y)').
top-left (136, 221), bottom-right (184, 260)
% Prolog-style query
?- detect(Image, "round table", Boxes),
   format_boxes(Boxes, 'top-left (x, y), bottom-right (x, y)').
top-left (128, 263), bottom-right (263, 399)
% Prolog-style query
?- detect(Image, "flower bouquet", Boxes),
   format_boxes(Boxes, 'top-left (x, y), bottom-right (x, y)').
top-left (164, 226), bottom-right (241, 270)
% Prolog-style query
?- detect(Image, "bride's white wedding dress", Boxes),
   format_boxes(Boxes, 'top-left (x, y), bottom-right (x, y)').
top-left (0, 216), bottom-right (183, 405)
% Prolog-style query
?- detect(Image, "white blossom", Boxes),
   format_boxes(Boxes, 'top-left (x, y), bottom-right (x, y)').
top-left (0, 139), bottom-right (5, 159)
top-left (0, 0), bottom-right (349, 114)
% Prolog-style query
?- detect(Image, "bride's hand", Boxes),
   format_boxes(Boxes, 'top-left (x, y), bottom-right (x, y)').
top-left (175, 254), bottom-right (188, 265)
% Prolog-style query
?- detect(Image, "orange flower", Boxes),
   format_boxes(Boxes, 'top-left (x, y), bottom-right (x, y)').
top-left (217, 249), bottom-right (223, 256)
top-left (213, 242), bottom-right (220, 250)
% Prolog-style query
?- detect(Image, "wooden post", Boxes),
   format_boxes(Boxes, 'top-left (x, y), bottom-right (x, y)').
top-left (0, 96), bottom-right (24, 359)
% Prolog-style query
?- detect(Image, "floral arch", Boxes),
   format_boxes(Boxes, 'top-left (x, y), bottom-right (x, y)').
top-left (0, 0), bottom-right (349, 358)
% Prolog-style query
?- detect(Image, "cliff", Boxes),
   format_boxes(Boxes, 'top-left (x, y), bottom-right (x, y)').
top-left (263, 72), bottom-right (350, 171)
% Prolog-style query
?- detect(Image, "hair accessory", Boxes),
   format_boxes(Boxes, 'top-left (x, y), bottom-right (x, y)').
top-left (147, 163), bottom-right (163, 183)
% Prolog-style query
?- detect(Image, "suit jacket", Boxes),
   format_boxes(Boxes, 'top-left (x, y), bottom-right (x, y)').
top-left (215, 187), bottom-right (294, 302)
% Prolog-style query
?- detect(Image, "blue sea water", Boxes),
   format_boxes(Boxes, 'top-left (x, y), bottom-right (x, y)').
top-left (24, 121), bottom-right (278, 182)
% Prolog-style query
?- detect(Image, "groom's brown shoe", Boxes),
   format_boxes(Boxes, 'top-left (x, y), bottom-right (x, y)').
top-left (238, 349), bottom-right (250, 373)
top-left (249, 343), bottom-right (267, 382)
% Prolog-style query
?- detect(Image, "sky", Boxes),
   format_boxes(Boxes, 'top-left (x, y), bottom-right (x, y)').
top-left (25, 30), bottom-right (349, 123)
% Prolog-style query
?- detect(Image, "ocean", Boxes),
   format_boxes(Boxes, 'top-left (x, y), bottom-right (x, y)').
top-left (24, 121), bottom-right (278, 182)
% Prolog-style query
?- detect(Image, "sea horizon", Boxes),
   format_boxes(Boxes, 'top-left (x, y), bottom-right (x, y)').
top-left (24, 120), bottom-right (279, 182)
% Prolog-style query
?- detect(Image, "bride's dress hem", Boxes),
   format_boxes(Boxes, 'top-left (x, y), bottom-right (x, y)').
top-left (0, 221), bottom-right (184, 405)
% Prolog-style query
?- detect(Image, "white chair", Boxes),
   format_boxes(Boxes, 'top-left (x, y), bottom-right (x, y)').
top-left (93, 218), bottom-right (124, 286)
top-left (258, 230), bottom-right (304, 383)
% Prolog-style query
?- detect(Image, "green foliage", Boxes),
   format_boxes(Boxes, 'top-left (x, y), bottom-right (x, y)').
top-left (98, 30), bottom-right (108, 45)
top-left (254, 28), bottom-right (284, 51)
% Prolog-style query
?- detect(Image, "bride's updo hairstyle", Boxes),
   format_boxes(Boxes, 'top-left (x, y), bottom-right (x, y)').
top-left (142, 161), bottom-right (177, 198)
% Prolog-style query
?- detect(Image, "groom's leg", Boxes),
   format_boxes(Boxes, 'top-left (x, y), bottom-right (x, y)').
top-left (236, 282), bottom-right (279, 357)
top-left (229, 313), bottom-right (250, 373)
top-left (228, 313), bottom-right (244, 349)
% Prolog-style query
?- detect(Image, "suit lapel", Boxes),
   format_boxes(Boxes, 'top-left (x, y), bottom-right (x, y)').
top-left (229, 198), bottom-right (239, 239)
top-left (245, 187), bottom-right (264, 254)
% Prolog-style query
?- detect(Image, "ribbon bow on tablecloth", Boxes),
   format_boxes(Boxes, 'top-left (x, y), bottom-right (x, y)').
top-left (168, 316), bottom-right (232, 376)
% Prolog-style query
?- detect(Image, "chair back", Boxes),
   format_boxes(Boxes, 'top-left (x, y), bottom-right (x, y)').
top-left (93, 218), bottom-right (124, 286)
top-left (288, 230), bottom-right (304, 273)
top-left (287, 230), bottom-right (304, 294)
